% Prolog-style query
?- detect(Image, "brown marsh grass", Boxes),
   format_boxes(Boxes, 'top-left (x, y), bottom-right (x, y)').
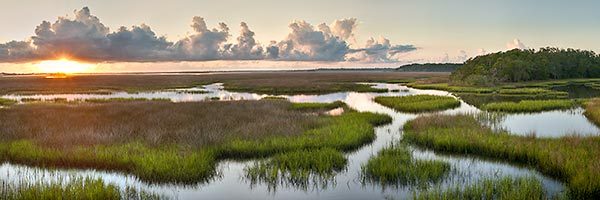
top-left (0, 72), bottom-right (447, 95)
top-left (0, 100), bottom-right (322, 149)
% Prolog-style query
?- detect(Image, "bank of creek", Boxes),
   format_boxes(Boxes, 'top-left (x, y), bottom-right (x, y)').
top-left (3, 82), bottom-right (596, 199)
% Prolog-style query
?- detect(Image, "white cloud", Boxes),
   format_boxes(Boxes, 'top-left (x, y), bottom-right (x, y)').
top-left (0, 7), bottom-right (418, 63)
top-left (506, 38), bottom-right (527, 50)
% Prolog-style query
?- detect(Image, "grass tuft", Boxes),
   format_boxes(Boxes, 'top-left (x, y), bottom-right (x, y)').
top-left (374, 95), bottom-right (460, 113)
top-left (361, 143), bottom-right (450, 187)
top-left (245, 148), bottom-right (346, 191)
top-left (289, 101), bottom-right (345, 111)
top-left (482, 99), bottom-right (577, 113)
top-left (0, 98), bottom-right (17, 106)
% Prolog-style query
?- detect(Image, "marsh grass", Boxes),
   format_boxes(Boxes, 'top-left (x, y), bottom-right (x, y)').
top-left (361, 143), bottom-right (450, 187)
top-left (0, 101), bottom-right (318, 147)
top-left (583, 98), bottom-right (600, 126)
top-left (0, 101), bottom-right (392, 183)
top-left (0, 98), bottom-right (17, 106)
top-left (244, 148), bottom-right (346, 191)
top-left (219, 110), bottom-right (392, 158)
top-left (498, 88), bottom-right (568, 97)
top-left (1, 177), bottom-right (163, 200)
top-left (374, 95), bottom-right (460, 113)
top-left (405, 82), bottom-right (569, 98)
top-left (0, 72), bottom-right (444, 95)
top-left (175, 90), bottom-right (208, 94)
top-left (261, 96), bottom-right (288, 100)
top-left (225, 82), bottom-right (388, 95)
top-left (403, 114), bottom-right (600, 198)
top-left (289, 101), bottom-right (345, 111)
top-left (482, 99), bottom-right (577, 113)
top-left (414, 176), bottom-right (550, 200)
top-left (405, 83), bottom-right (494, 93)
top-left (84, 97), bottom-right (171, 103)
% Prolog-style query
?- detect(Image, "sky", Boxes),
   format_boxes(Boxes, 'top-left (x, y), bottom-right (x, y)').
top-left (1, 0), bottom-right (599, 73)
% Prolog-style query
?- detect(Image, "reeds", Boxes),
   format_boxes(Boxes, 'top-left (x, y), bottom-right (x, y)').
top-left (414, 176), bottom-right (550, 200)
top-left (0, 177), bottom-right (163, 200)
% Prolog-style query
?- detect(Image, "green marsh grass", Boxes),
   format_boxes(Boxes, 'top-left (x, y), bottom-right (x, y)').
top-left (0, 98), bottom-right (17, 106)
top-left (1, 177), bottom-right (163, 200)
top-left (361, 143), bottom-right (450, 187)
top-left (219, 109), bottom-right (392, 158)
top-left (374, 95), bottom-right (460, 113)
top-left (498, 88), bottom-right (568, 97)
top-left (261, 96), bottom-right (288, 100)
top-left (482, 99), bottom-right (577, 113)
top-left (245, 148), bottom-right (346, 191)
top-left (0, 101), bottom-right (391, 184)
top-left (414, 176), bottom-right (550, 200)
top-left (405, 82), bottom-right (569, 98)
top-left (405, 83), bottom-right (494, 93)
top-left (289, 101), bottom-right (345, 111)
top-left (84, 97), bottom-right (171, 103)
top-left (403, 114), bottom-right (600, 198)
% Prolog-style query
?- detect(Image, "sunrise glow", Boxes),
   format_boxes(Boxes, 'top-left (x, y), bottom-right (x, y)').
top-left (34, 58), bottom-right (95, 74)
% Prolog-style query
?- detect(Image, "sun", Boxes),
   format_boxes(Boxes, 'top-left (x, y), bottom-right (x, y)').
top-left (35, 58), bottom-right (95, 74)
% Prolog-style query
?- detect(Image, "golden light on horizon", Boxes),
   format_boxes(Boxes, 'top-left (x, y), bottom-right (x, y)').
top-left (34, 58), bottom-right (95, 74)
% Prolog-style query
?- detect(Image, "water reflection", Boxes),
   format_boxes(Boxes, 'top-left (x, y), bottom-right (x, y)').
top-left (0, 82), bottom-right (582, 199)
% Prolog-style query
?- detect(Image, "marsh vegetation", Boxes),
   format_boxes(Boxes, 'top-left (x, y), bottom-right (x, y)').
top-left (245, 148), bottom-right (347, 191)
top-left (0, 72), bottom-right (446, 95)
top-left (361, 143), bottom-right (450, 187)
top-left (403, 114), bottom-right (600, 198)
top-left (374, 95), bottom-right (460, 113)
top-left (415, 177), bottom-right (550, 200)
top-left (1, 177), bottom-right (163, 200)
top-left (482, 99), bottom-right (577, 113)
top-left (0, 100), bottom-right (390, 184)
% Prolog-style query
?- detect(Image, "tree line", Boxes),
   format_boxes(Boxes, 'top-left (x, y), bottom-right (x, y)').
top-left (451, 48), bottom-right (600, 85)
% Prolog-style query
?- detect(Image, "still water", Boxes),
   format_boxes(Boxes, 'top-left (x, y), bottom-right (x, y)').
top-left (1, 83), bottom-right (591, 199)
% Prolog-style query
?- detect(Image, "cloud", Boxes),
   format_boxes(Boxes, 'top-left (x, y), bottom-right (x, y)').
top-left (270, 20), bottom-right (350, 61)
top-left (346, 36), bottom-right (417, 62)
top-left (330, 18), bottom-right (358, 42)
top-left (106, 24), bottom-right (173, 61)
top-left (0, 41), bottom-right (36, 62)
top-left (0, 7), bottom-right (418, 63)
top-left (476, 48), bottom-right (487, 56)
top-left (506, 38), bottom-right (527, 50)
top-left (222, 22), bottom-right (264, 60)
top-left (171, 17), bottom-right (230, 60)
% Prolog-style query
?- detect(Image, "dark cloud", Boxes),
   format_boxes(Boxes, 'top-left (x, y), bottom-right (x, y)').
top-left (0, 7), bottom-right (418, 63)
top-left (106, 24), bottom-right (173, 61)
